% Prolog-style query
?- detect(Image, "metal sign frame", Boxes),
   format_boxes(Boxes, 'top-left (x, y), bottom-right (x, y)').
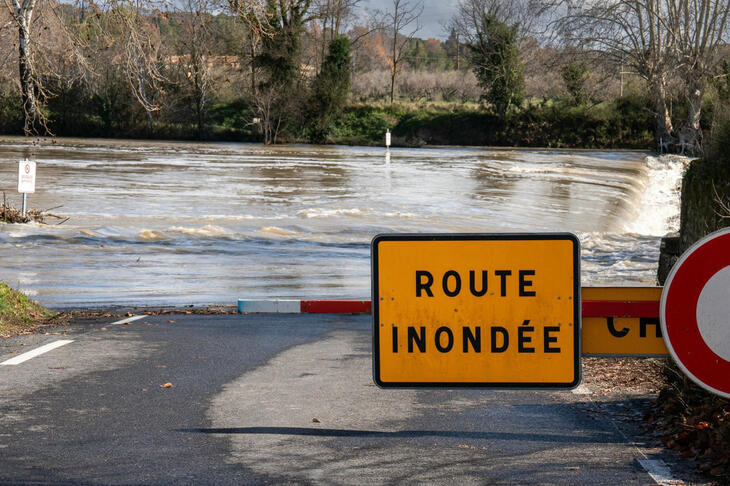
top-left (371, 233), bottom-right (581, 389)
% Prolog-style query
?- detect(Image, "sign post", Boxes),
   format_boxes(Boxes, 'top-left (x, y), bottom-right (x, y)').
top-left (661, 227), bottom-right (730, 398)
top-left (372, 233), bottom-right (581, 388)
top-left (17, 160), bottom-right (36, 217)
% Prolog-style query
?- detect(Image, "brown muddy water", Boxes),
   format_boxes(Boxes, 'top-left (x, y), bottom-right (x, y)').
top-left (0, 137), bottom-right (687, 308)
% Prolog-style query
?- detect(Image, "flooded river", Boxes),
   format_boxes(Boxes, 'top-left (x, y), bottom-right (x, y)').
top-left (0, 137), bottom-right (687, 309)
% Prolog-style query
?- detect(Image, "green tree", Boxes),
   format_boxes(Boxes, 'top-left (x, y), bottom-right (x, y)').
top-left (468, 14), bottom-right (524, 118)
top-left (250, 0), bottom-right (310, 143)
top-left (307, 35), bottom-right (351, 142)
top-left (255, 0), bottom-right (309, 90)
top-left (561, 61), bottom-right (590, 105)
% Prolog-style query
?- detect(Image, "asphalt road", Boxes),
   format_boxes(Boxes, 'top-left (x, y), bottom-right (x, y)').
top-left (0, 313), bottom-right (698, 485)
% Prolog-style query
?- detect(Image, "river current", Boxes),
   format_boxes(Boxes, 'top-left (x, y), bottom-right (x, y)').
top-left (0, 137), bottom-right (688, 309)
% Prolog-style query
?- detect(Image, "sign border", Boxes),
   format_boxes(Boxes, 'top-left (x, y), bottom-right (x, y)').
top-left (660, 227), bottom-right (730, 399)
top-left (17, 160), bottom-right (36, 194)
top-left (371, 232), bottom-right (581, 389)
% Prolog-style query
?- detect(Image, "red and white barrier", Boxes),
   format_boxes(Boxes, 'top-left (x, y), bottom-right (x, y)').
top-left (237, 299), bottom-right (372, 314)
top-left (237, 298), bottom-right (658, 317)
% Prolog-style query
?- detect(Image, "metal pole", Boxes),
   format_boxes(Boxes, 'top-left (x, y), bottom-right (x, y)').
top-left (22, 193), bottom-right (27, 218)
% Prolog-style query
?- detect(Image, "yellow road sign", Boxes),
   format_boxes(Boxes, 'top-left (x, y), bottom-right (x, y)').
top-left (372, 233), bottom-right (580, 388)
top-left (582, 287), bottom-right (667, 357)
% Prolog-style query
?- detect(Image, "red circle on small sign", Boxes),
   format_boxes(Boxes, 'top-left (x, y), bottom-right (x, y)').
top-left (24, 164), bottom-right (30, 174)
top-left (661, 228), bottom-right (730, 398)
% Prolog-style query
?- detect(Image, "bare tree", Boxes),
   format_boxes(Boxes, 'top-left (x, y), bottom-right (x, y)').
top-left (175, 0), bottom-right (216, 138)
top-left (313, 0), bottom-right (360, 69)
top-left (3, 0), bottom-right (90, 134)
top-left (83, 0), bottom-right (167, 132)
top-left (6, 0), bottom-right (40, 134)
top-left (672, 0), bottom-right (730, 153)
top-left (382, 0), bottom-right (422, 104)
top-left (548, 1), bottom-right (677, 148)
top-left (226, 0), bottom-right (268, 96)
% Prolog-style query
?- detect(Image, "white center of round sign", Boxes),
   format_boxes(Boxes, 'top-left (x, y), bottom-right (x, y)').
top-left (696, 265), bottom-right (730, 362)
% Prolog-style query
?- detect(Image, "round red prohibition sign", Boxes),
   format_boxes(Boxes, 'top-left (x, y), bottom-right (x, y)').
top-left (661, 227), bottom-right (730, 398)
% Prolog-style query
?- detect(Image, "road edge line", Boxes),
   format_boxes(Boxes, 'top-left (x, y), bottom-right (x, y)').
top-left (0, 340), bottom-right (75, 366)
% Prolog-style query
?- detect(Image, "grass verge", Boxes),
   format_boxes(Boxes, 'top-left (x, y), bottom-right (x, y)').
top-left (0, 282), bottom-right (59, 337)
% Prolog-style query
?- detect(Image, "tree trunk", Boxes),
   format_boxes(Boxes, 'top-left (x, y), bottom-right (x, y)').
top-left (686, 80), bottom-right (704, 153)
top-left (18, 20), bottom-right (36, 135)
top-left (390, 68), bottom-right (396, 104)
top-left (651, 76), bottom-right (673, 150)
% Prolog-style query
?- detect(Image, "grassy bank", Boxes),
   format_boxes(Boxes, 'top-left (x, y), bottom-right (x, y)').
top-left (0, 282), bottom-right (56, 337)
top-left (1, 96), bottom-right (656, 149)
top-left (328, 97), bottom-right (654, 148)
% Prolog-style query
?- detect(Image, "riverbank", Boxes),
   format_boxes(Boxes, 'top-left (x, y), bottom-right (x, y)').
top-left (0, 282), bottom-right (58, 337)
top-left (1, 98), bottom-right (655, 150)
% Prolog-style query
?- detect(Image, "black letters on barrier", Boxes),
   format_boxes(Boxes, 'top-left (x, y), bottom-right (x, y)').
top-left (544, 326), bottom-right (560, 353)
top-left (495, 270), bottom-right (511, 297)
top-left (469, 270), bottom-right (488, 297)
top-left (640, 317), bottom-right (662, 338)
top-left (491, 326), bottom-right (509, 353)
top-left (606, 317), bottom-right (630, 337)
top-left (414, 269), bottom-right (538, 298)
top-left (435, 327), bottom-right (454, 352)
top-left (392, 322), bottom-right (563, 355)
top-left (442, 270), bottom-right (461, 297)
top-left (517, 320), bottom-right (535, 353)
top-left (416, 271), bottom-right (433, 297)
top-left (519, 270), bottom-right (536, 296)
top-left (463, 326), bottom-right (481, 353)
top-left (408, 326), bottom-right (426, 352)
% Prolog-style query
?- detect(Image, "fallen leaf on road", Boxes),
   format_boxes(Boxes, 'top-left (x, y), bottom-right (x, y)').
top-left (167, 320), bottom-right (176, 323)
top-left (160, 382), bottom-right (173, 388)
top-left (156, 365), bottom-right (167, 368)
top-left (312, 418), bottom-right (321, 423)
top-left (141, 388), bottom-right (149, 392)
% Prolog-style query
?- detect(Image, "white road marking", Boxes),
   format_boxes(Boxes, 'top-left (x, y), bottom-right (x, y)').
top-left (577, 384), bottom-right (684, 485)
top-left (0, 340), bottom-right (74, 366)
top-left (110, 315), bottom-right (146, 326)
top-left (638, 459), bottom-right (684, 485)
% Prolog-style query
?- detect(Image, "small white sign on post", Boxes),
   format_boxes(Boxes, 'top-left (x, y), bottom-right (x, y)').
top-left (18, 160), bottom-right (36, 194)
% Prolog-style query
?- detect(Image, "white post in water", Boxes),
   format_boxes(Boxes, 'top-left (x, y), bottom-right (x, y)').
top-left (18, 159), bottom-right (36, 218)
top-left (385, 129), bottom-right (391, 148)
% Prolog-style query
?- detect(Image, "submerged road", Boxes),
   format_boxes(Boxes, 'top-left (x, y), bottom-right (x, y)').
top-left (0, 314), bottom-right (697, 485)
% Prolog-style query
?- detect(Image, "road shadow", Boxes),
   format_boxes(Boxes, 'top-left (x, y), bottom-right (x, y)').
top-left (178, 426), bottom-right (622, 444)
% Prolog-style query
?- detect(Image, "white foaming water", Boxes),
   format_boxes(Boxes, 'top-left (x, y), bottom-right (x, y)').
top-left (0, 138), bottom-right (690, 307)
top-left (622, 155), bottom-right (690, 236)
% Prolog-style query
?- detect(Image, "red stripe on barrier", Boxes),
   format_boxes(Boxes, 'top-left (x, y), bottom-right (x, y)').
top-left (296, 300), bottom-right (659, 317)
top-left (300, 300), bottom-right (372, 314)
top-left (581, 300), bottom-right (659, 318)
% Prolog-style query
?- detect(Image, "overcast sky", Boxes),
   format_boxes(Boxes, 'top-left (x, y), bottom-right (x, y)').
top-left (360, 0), bottom-right (459, 40)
